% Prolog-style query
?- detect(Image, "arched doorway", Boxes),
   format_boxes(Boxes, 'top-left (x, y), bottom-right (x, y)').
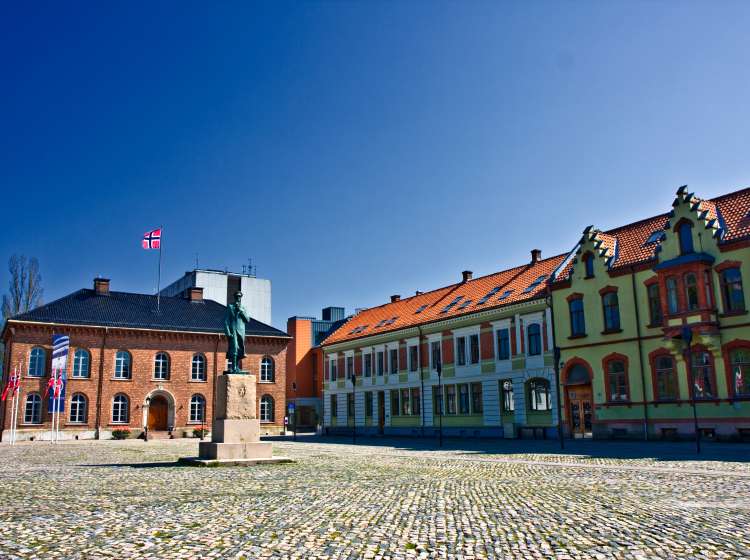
top-left (147, 395), bottom-right (169, 431)
top-left (564, 362), bottom-right (593, 438)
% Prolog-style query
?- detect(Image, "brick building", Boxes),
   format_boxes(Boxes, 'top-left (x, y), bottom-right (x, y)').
top-left (286, 307), bottom-right (346, 430)
top-left (0, 278), bottom-right (290, 441)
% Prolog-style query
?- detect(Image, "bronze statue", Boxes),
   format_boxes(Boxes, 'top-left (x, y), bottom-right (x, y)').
top-left (224, 291), bottom-right (250, 373)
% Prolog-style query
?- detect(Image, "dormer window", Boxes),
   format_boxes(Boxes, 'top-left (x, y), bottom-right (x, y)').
top-left (678, 222), bottom-right (694, 254)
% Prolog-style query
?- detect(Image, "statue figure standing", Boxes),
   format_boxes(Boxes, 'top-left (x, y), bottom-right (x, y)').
top-left (224, 291), bottom-right (250, 373)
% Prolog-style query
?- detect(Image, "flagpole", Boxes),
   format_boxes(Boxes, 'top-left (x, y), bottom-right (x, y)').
top-left (10, 366), bottom-right (18, 445)
top-left (156, 226), bottom-right (163, 314)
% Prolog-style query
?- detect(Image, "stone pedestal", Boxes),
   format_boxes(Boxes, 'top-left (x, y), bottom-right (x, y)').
top-left (180, 373), bottom-right (290, 467)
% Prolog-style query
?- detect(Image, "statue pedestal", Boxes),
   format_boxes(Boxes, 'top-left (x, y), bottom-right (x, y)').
top-left (180, 373), bottom-right (291, 467)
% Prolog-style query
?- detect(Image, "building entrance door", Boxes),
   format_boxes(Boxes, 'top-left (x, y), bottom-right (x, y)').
top-left (147, 396), bottom-right (169, 431)
top-left (566, 385), bottom-right (593, 437)
top-left (377, 391), bottom-right (385, 435)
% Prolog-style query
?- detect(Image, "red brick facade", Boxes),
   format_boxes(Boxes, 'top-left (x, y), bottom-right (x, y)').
top-left (1, 322), bottom-right (288, 440)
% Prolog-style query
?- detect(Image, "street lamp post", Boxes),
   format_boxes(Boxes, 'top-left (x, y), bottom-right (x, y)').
top-left (349, 372), bottom-right (356, 444)
top-left (682, 326), bottom-right (700, 454)
top-left (144, 396), bottom-right (151, 442)
top-left (436, 356), bottom-right (443, 448)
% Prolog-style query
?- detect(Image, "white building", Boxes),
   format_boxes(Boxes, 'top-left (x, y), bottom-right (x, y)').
top-left (161, 269), bottom-right (272, 325)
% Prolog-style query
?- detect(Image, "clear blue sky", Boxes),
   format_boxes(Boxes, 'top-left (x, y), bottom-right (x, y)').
top-left (2, 1), bottom-right (750, 330)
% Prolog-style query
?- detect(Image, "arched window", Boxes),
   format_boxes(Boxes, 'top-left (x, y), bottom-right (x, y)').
top-left (191, 354), bottom-right (207, 381)
top-left (654, 355), bottom-right (678, 400)
top-left (69, 393), bottom-right (88, 423)
top-left (528, 379), bottom-right (551, 411)
top-left (189, 394), bottom-right (206, 423)
top-left (602, 292), bottom-right (621, 331)
top-left (24, 393), bottom-right (42, 424)
top-left (606, 359), bottom-right (628, 402)
top-left (678, 222), bottom-right (694, 254)
top-left (73, 349), bottom-right (91, 378)
top-left (569, 298), bottom-right (586, 336)
top-left (112, 394), bottom-right (129, 423)
top-left (666, 277), bottom-right (679, 314)
top-left (684, 273), bottom-right (699, 311)
top-left (526, 324), bottom-right (541, 356)
top-left (154, 352), bottom-right (170, 380)
top-left (260, 395), bottom-right (274, 422)
top-left (731, 348), bottom-right (750, 397)
top-left (28, 347), bottom-right (46, 377)
top-left (114, 351), bottom-right (131, 379)
top-left (260, 356), bottom-right (275, 382)
top-left (692, 351), bottom-right (715, 400)
top-left (583, 253), bottom-right (594, 278)
top-left (501, 380), bottom-right (514, 412)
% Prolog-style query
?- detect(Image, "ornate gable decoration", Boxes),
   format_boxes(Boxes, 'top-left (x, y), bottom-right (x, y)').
top-left (565, 226), bottom-right (619, 280)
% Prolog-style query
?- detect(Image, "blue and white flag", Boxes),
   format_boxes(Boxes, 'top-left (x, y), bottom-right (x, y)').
top-left (48, 334), bottom-right (69, 413)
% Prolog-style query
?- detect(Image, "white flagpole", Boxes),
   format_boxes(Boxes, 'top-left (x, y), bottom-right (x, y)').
top-left (156, 226), bottom-right (163, 313)
top-left (9, 366), bottom-right (17, 445)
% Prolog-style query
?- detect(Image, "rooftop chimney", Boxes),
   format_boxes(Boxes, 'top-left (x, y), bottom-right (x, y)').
top-left (531, 249), bottom-right (542, 264)
top-left (462, 270), bottom-right (473, 283)
top-left (187, 287), bottom-right (204, 302)
top-left (94, 278), bottom-right (110, 295)
top-left (415, 290), bottom-right (423, 296)
top-left (390, 294), bottom-right (401, 303)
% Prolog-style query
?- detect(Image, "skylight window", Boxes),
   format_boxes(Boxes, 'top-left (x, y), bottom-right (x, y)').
top-left (645, 231), bottom-right (666, 245)
top-left (523, 275), bottom-right (548, 293)
top-left (374, 319), bottom-right (388, 328)
top-left (477, 287), bottom-right (501, 305)
top-left (349, 325), bottom-right (369, 334)
top-left (414, 304), bottom-right (428, 314)
top-left (440, 296), bottom-right (463, 313)
top-left (498, 289), bottom-right (513, 301)
top-left (457, 299), bottom-right (473, 310)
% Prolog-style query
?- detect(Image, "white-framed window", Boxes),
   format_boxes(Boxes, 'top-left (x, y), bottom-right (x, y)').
top-left (191, 354), bottom-right (207, 381)
top-left (114, 351), bottom-right (131, 379)
top-left (154, 352), bottom-right (170, 380)
top-left (260, 356), bottom-right (275, 382)
top-left (389, 348), bottom-right (398, 374)
top-left (24, 393), bottom-right (42, 424)
top-left (329, 356), bottom-right (337, 381)
top-left (346, 355), bottom-right (354, 378)
top-left (430, 340), bottom-right (441, 370)
top-left (526, 323), bottom-right (542, 356)
top-left (528, 379), bottom-right (551, 411)
top-left (72, 349), bottom-right (90, 378)
top-left (28, 347), bottom-right (46, 377)
top-left (496, 328), bottom-right (511, 361)
top-left (377, 351), bottom-right (384, 376)
top-left (501, 380), bottom-right (514, 412)
top-left (189, 394), bottom-right (206, 422)
top-left (469, 334), bottom-right (480, 364)
top-left (456, 336), bottom-right (467, 366)
top-left (260, 395), bottom-right (274, 422)
top-left (364, 353), bottom-right (372, 377)
top-left (409, 345), bottom-right (419, 372)
top-left (112, 394), bottom-right (129, 423)
top-left (69, 393), bottom-right (87, 423)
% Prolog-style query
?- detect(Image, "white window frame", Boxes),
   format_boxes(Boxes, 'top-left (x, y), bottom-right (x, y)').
top-left (388, 346), bottom-right (399, 375)
top-left (28, 347), bottom-right (46, 377)
top-left (114, 351), bottom-right (131, 379)
top-left (69, 393), bottom-right (87, 424)
top-left (260, 356), bottom-right (275, 383)
top-left (189, 394), bottom-right (206, 423)
top-left (154, 352), bottom-right (170, 380)
top-left (191, 354), bottom-right (207, 382)
top-left (260, 395), bottom-right (274, 422)
top-left (24, 393), bottom-right (42, 424)
top-left (492, 319), bottom-right (512, 363)
top-left (72, 349), bottom-right (90, 378)
top-left (112, 394), bottom-right (129, 424)
top-left (428, 334), bottom-right (442, 371)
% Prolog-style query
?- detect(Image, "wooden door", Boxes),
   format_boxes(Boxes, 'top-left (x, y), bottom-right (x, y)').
top-left (377, 391), bottom-right (385, 434)
top-left (567, 386), bottom-right (593, 436)
top-left (148, 396), bottom-right (168, 430)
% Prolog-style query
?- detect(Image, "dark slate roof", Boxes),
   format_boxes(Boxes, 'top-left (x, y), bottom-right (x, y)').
top-left (8, 289), bottom-right (289, 338)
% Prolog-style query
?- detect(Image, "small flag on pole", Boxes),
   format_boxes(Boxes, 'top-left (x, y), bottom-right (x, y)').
top-left (1, 366), bottom-right (19, 402)
top-left (142, 228), bottom-right (162, 250)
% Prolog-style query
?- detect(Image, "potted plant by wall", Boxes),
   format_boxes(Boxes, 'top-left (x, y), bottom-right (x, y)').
top-left (112, 428), bottom-right (131, 440)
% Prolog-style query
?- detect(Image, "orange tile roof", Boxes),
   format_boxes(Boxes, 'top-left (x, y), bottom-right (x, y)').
top-left (322, 253), bottom-right (567, 346)
top-left (555, 187), bottom-right (750, 281)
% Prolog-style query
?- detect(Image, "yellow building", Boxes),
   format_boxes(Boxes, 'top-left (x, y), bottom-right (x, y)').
top-left (551, 186), bottom-right (750, 440)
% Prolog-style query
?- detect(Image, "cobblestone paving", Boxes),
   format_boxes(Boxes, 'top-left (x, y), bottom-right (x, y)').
top-left (1, 437), bottom-right (749, 559)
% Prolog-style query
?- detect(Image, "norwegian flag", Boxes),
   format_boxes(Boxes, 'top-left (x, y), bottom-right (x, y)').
top-left (44, 369), bottom-right (64, 398)
top-left (142, 228), bottom-right (162, 250)
top-left (736, 366), bottom-right (745, 394)
top-left (1, 366), bottom-right (20, 402)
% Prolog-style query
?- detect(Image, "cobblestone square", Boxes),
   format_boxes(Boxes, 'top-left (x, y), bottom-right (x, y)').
top-left (1, 437), bottom-right (749, 559)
